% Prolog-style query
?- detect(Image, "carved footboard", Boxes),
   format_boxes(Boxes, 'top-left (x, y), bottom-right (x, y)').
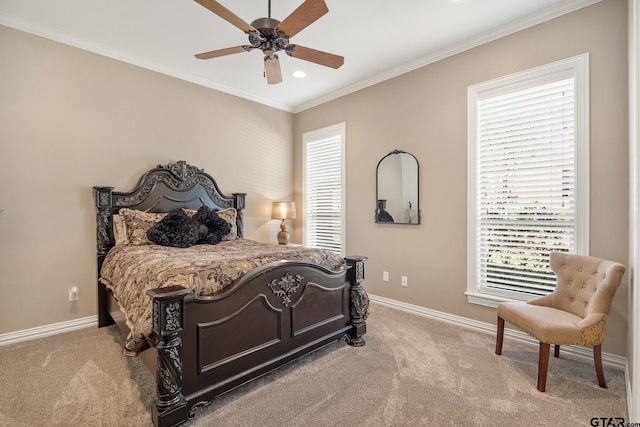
top-left (147, 256), bottom-right (368, 427)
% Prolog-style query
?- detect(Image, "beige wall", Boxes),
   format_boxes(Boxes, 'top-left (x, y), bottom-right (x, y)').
top-left (0, 25), bottom-right (294, 333)
top-left (0, 0), bottom-right (631, 358)
top-left (294, 0), bottom-right (630, 356)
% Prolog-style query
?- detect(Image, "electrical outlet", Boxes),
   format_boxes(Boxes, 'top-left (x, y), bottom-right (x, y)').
top-left (68, 286), bottom-right (79, 302)
top-left (383, 271), bottom-right (389, 282)
top-left (401, 276), bottom-right (408, 287)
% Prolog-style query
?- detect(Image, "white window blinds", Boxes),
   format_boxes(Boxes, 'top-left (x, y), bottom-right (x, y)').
top-left (468, 55), bottom-right (589, 305)
top-left (303, 124), bottom-right (345, 255)
top-left (475, 78), bottom-right (576, 296)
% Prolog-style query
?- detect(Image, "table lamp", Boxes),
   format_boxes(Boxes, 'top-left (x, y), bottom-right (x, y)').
top-left (271, 201), bottom-right (296, 245)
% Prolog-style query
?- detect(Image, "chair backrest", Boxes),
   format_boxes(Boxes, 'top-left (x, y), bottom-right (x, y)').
top-left (548, 252), bottom-right (625, 319)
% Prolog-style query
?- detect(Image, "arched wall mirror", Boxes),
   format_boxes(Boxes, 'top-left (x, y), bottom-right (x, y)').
top-left (376, 150), bottom-right (419, 224)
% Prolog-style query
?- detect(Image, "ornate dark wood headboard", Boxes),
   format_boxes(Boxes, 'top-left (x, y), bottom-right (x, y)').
top-left (93, 160), bottom-right (246, 264)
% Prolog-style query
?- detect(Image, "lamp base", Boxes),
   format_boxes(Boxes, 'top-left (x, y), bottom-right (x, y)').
top-left (277, 230), bottom-right (290, 245)
top-left (277, 219), bottom-right (290, 245)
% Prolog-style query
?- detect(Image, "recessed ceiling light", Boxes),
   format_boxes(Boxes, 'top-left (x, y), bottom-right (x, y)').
top-left (293, 71), bottom-right (306, 78)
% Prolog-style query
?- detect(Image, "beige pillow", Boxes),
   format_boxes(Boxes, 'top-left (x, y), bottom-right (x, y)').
top-left (118, 208), bottom-right (167, 246)
top-left (112, 214), bottom-right (129, 245)
top-left (217, 208), bottom-right (238, 240)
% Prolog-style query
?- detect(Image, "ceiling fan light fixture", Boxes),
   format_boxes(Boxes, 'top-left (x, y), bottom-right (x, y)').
top-left (264, 54), bottom-right (283, 84)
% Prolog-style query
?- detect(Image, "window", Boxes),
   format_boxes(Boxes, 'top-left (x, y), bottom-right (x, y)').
top-left (302, 123), bottom-right (346, 255)
top-left (467, 54), bottom-right (589, 307)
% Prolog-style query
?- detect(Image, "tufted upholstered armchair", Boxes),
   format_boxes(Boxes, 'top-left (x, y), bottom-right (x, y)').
top-left (495, 252), bottom-right (625, 392)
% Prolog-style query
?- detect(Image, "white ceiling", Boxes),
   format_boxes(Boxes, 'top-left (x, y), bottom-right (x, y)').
top-left (0, 0), bottom-right (599, 112)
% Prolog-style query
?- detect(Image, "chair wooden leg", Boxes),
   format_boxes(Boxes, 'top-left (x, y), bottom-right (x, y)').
top-left (594, 344), bottom-right (607, 388)
top-left (537, 342), bottom-right (551, 392)
top-left (554, 344), bottom-right (560, 358)
top-left (496, 316), bottom-right (505, 355)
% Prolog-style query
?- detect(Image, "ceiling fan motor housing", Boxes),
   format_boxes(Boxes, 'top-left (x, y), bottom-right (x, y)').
top-left (249, 17), bottom-right (289, 52)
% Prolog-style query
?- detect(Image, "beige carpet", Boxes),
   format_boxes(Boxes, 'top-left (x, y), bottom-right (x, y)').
top-left (0, 303), bottom-right (628, 426)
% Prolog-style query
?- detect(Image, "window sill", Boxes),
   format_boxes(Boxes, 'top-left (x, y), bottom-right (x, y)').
top-left (465, 291), bottom-right (538, 308)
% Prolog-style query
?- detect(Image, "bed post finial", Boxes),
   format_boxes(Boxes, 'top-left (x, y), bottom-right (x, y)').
top-left (344, 255), bottom-right (369, 347)
top-left (147, 286), bottom-right (191, 427)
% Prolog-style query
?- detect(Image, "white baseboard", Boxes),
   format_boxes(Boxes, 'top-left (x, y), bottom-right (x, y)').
top-left (0, 316), bottom-right (98, 346)
top-left (0, 296), bottom-right (628, 371)
top-left (369, 294), bottom-right (627, 370)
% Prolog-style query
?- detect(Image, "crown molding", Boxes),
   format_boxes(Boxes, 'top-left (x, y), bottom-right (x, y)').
top-left (294, 0), bottom-right (602, 113)
top-left (0, 0), bottom-right (602, 114)
top-left (0, 15), bottom-right (294, 113)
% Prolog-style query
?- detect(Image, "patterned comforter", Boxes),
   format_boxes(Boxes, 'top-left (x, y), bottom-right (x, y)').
top-left (99, 239), bottom-right (345, 355)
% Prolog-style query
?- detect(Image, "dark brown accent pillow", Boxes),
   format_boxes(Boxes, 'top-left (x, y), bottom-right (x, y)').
top-left (193, 206), bottom-right (232, 245)
top-left (147, 209), bottom-right (208, 248)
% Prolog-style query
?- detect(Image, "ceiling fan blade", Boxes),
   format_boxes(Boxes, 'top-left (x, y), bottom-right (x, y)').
top-left (264, 55), bottom-right (283, 84)
top-left (276, 0), bottom-right (328, 38)
top-left (194, 0), bottom-right (256, 33)
top-left (286, 45), bottom-right (344, 69)
top-left (195, 46), bottom-right (252, 60)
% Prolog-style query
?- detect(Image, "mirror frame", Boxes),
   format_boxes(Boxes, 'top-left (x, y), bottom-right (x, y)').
top-left (375, 149), bottom-right (420, 224)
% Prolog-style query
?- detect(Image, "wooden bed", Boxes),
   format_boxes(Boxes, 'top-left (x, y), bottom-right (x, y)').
top-left (93, 160), bottom-right (368, 427)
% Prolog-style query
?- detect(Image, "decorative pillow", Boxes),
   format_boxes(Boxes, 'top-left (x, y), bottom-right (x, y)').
top-left (217, 208), bottom-right (239, 240)
top-left (147, 208), bottom-right (208, 248)
top-left (112, 214), bottom-right (129, 245)
top-left (192, 206), bottom-right (232, 245)
top-left (118, 209), bottom-right (168, 246)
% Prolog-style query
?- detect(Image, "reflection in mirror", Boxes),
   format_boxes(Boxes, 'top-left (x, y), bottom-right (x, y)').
top-left (376, 150), bottom-right (419, 224)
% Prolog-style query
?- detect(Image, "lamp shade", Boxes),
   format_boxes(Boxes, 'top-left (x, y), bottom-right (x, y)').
top-left (271, 201), bottom-right (296, 220)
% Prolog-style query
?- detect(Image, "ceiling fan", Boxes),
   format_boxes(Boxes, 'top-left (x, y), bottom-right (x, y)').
top-left (193, 0), bottom-right (344, 84)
